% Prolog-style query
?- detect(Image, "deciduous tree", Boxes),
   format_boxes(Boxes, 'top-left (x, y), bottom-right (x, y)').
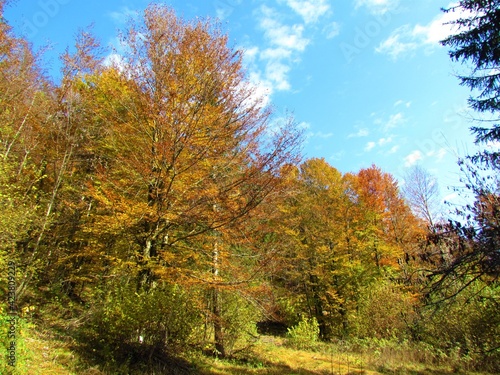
top-left (403, 165), bottom-right (442, 228)
top-left (80, 4), bottom-right (301, 356)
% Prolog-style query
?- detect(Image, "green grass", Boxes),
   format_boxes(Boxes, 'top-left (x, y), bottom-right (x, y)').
top-left (4, 325), bottom-right (494, 375)
top-left (196, 336), bottom-right (486, 375)
top-left (9, 326), bottom-right (96, 375)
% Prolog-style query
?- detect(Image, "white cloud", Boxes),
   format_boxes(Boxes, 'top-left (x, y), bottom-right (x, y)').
top-left (394, 99), bottom-right (412, 108)
top-left (265, 60), bottom-right (291, 91)
top-left (365, 141), bottom-right (376, 152)
top-left (378, 136), bottom-right (392, 146)
top-left (109, 6), bottom-right (138, 24)
top-left (348, 128), bottom-right (369, 138)
top-left (298, 121), bottom-right (311, 130)
top-left (376, 3), bottom-right (467, 60)
top-left (260, 47), bottom-right (292, 60)
top-left (412, 6), bottom-right (463, 45)
top-left (436, 148), bottom-right (447, 160)
top-left (239, 47), bottom-right (274, 107)
top-left (283, 0), bottom-right (330, 24)
top-left (242, 46), bottom-right (259, 65)
top-left (316, 131), bottom-right (334, 139)
top-left (244, 5), bottom-right (314, 95)
top-left (404, 150), bottom-right (422, 167)
top-left (259, 6), bottom-right (309, 52)
top-left (375, 26), bottom-right (418, 59)
top-left (388, 145), bottom-right (400, 154)
top-left (330, 150), bottom-right (345, 161)
top-left (427, 147), bottom-right (447, 161)
top-left (363, 136), bottom-right (395, 153)
top-left (215, 0), bottom-right (243, 20)
top-left (244, 2), bottom-right (332, 100)
top-left (240, 71), bottom-right (274, 109)
top-left (354, 0), bottom-right (399, 15)
top-left (307, 130), bottom-right (335, 139)
top-left (323, 21), bottom-right (341, 39)
top-left (216, 7), bottom-right (230, 20)
top-left (383, 112), bottom-right (405, 131)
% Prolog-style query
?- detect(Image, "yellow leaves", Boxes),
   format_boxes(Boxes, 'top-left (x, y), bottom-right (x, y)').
top-left (376, 241), bottom-right (404, 269)
top-left (272, 157), bottom-right (427, 337)
top-left (85, 68), bottom-right (132, 105)
top-left (85, 182), bottom-right (153, 239)
top-left (325, 289), bottom-right (345, 306)
top-left (0, 4), bottom-right (297, 322)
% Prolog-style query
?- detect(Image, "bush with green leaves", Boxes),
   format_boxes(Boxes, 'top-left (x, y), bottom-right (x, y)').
top-left (421, 279), bottom-right (500, 373)
top-left (81, 278), bottom-right (204, 365)
top-left (197, 289), bottom-right (260, 356)
top-left (353, 279), bottom-right (417, 341)
top-left (285, 316), bottom-right (320, 350)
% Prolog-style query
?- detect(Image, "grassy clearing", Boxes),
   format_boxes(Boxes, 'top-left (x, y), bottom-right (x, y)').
top-left (15, 330), bottom-right (88, 375)
top-left (199, 336), bottom-right (378, 375)
top-left (5, 326), bottom-right (493, 375)
top-left (196, 336), bottom-right (484, 375)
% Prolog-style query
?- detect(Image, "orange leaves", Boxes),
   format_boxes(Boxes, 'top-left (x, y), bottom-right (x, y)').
top-left (69, 3), bottom-right (301, 293)
top-left (272, 158), bottom-right (427, 336)
top-left (356, 165), bottom-right (390, 210)
top-left (353, 165), bottom-right (425, 268)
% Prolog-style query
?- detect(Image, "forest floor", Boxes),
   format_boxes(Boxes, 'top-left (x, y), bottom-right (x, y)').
top-left (196, 336), bottom-right (481, 375)
top-left (12, 325), bottom-right (490, 375)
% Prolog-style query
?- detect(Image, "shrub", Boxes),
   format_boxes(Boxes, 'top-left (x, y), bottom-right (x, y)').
top-left (81, 279), bottom-right (203, 367)
top-left (196, 289), bottom-right (260, 356)
top-left (285, 316), bottom-right (320, 350)
top-left (353, 280), bottom-right (417, 341)
top-left (420, 280), bottom-right (500, 373)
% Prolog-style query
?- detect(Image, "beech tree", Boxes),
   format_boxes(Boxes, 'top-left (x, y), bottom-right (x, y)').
top-left (272, 160), bottom-right (424, 339)
top-left (272, 159), bottom-right (354, 338)
top-left (79, 4), bottom-right (301, 357)
top-left (0, 0), bottom-right (55, 301)
top-left (355, 165), bottom-right (424, 270)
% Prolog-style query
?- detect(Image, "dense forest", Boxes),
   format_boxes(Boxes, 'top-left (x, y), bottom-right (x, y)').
top-left (0, 1), bottom-right (499, 374)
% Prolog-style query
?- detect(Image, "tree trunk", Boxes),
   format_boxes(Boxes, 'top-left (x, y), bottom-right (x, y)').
top-left (309, 273), bottom-right (327, 339)
top-left (212, 242), bottom-right (226, 357)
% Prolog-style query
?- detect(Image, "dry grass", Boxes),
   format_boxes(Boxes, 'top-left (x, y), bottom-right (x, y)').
top-left (6, 328), bottom-right (493, 375)
top-left (198, 336), bottom-right (380, 375)
top-left (197, 336), bottom-right (489, 375)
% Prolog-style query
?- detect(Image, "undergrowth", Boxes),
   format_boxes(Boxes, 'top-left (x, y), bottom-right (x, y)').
top-left (1, 318), bottom-right (497, 375)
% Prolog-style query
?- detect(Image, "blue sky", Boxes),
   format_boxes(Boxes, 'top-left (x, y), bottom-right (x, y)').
top-left (4, 0), bottom-right (483, 206)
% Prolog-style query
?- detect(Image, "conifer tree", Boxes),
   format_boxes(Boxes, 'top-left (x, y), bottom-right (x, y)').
top-left (441, 0), bottom-right (500, 164)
